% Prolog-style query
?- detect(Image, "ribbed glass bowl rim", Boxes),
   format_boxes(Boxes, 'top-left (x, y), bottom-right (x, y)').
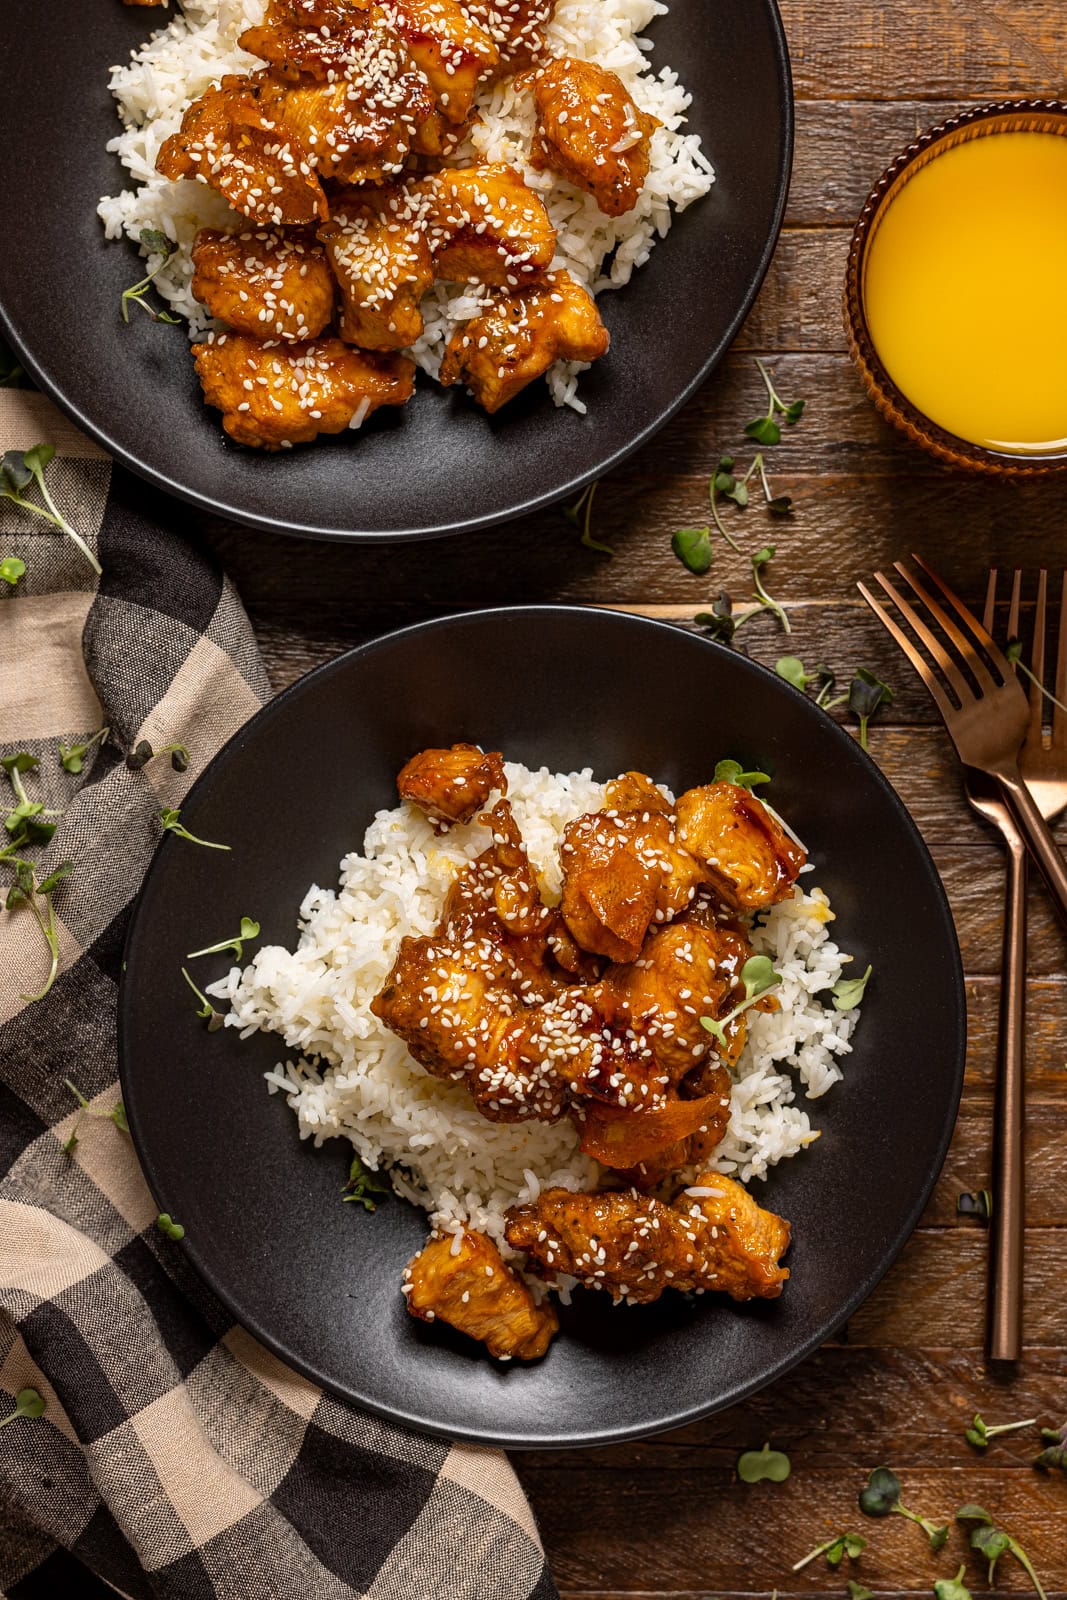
top-left (844, 97), bottom-right (1067, 475)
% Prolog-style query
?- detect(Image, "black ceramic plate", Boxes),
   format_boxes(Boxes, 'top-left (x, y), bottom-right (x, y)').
top-left (0, 2), bottom-right (791, 541)
top-left (119, 608), bottom-right (965, 1447)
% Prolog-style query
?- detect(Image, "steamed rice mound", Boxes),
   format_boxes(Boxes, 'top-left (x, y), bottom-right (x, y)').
top-left (210, 763), bottom-right (864, 1262)
top-left (98, 0), bottom-right (715, 411)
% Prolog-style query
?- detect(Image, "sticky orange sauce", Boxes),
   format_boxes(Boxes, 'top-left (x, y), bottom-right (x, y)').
top-left (863, 131), bottom-right (1067, 453)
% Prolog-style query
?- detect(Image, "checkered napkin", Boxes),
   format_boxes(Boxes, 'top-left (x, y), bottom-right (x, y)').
top-left (0, 390), bottom-right (556, 1600)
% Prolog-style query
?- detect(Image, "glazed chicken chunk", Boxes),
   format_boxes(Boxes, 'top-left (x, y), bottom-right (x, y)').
top-left (193, 332), bottom-right (414, 449)
top-left (440, 270), bottom-right (608, 413)
top-left (404, 1230), bottom-right (559, 1359)
top-left (558, 797), bottom-right (701, 964)
top-left (397, 742), bottom-right (506, 823)
top-left (157, 76), bottom-right (328, 227)
top-left (463, 0), bottom-right (559, 72)
top-left (676, 781), bottom-right (806, 911)
top-left (417, 163), bottom-right (557, 285)
top-left (506, 1174), bottom-right (791, 1305)
top-left (381, 0), bottom-right (499, 123)
top-left (191, 227), bottom-right (334, 342)
top-left (319, 188), bottom-right (435, 351)
top-left (528, 57), bottom-right (659, 217)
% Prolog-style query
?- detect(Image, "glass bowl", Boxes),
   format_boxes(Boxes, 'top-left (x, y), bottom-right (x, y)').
top-left (844, 98), bottom-right (1067, 475)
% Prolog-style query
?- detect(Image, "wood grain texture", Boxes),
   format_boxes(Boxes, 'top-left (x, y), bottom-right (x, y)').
top-left (188, 0), bottom-right (1067, 1592)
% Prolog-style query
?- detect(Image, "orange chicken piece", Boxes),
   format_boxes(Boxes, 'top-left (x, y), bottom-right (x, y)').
top-left (380, 0), bottom-right (499, 123)
top-left (319, 188), bottom-right (435, 350)
top-left (193, 331), bottom-right (414, 449)
top-left (529, 57), bottom-right (659, 217)
top-left (506, 1174), bottom-right (791, 1305)
top-left (675, 781), bottom-right (806, 911)
top-left (417, 163), bottom-right (556, 285)
top-left (191, 227), bottom-right (334, 342)
top-left (404, 1231), bottom-right (558, 1359)
top-left (462, 0), bottom-right (559, 72)
top-left (156, 76), bottom-right (328, 227)
top-left (397, 743), bottom-right (506, 823)
top-left (439, 269), bottom-right (608, 413)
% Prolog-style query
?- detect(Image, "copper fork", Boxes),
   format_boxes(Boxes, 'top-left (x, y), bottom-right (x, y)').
top-left (857, 555), bottom-right (1067, 925)
top-left (964, 572), bottom-right (1067, 1360)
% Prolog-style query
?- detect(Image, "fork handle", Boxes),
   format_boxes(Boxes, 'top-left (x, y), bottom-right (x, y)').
top-left (996, 769), bottom-right (1067, 926)
top-left (989, 830), bottom-right (1026, 1362)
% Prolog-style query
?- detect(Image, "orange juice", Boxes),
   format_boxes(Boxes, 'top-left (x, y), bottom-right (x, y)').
top-left (863, 131), bottom-right (1067, 453)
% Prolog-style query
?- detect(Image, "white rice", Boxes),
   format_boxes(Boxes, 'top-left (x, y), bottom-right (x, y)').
top-left (209, 763), bottom-right (864, 1259)
top-left (97, 0), bottom-right (714, 410)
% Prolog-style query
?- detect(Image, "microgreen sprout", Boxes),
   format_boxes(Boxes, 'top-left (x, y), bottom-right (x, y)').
top-left (672, 526), bottom-right (713, 575)
top-left (832, 965), bottom-right (872, 1011)
top-left (342, 1154), bottom-right (390, 1211)
top-left (859, 1467), bottom-right (948, 1551)
top-left (792, 1532), bottom-right (866, 1571)
top-left (934, 1567), bottom-right (974, 1600)
top-left (59, 727), bottom-right (109, 775)
top-left (1034, 1422), bottom-right (1066, 1471)
top-left (121, 230), bottom-right (181, 324)
top-left (713, 759), bottom-right (770, 791)
top-left (849, 669), bottom-right (894, 750)
top-left (1, 556), bottom-right (26, 587)
top-left (62, 1078), bottom-right (91, 1156)
top-left (847, 1582), bottom-right (874, 1600)
top-left (0, 445), bottom-right (102, 575)
top-left (701, 956), bottom-right (782, 1049)
top-left (693, 590), bottom-right (736, 644)
top-left (110, 1101), bottom-right (130, 1135)
top-left (1007, 640), bottom-right (1067, 718)
top-left (965, 1413), bottom-right (1038, 1450)
top-left (156, 1213), bottom-right (186, 1241)
top-left (180, 966), bottom-right (225, 1031)
top-left (736, 1442), bottom-right (791, 1483)
top-left (956, 1506), bottom-right (1049, 1600)
top-left (745, 359), bottom-right (805, 446)
top-left (128, 739), bottom-right (190, 773)
top-left (565, 480), bottom-right (613, 555)
top-left (734, 545), bottom-right (790, 634)
top-left (957, 1190), bottom-right (993, 1221)
top-left (187, 917), bottom-right (261, 962)
top-left (775, 655), bottom-right (845, 708)
top-left (0, 1388), bottom-right (45, 1430)
top-left (160, 809), bottom-right (230, 850)
top-left (4, 858), bottom-right (72, 1003)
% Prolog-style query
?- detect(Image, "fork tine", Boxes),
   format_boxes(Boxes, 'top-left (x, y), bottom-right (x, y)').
top-left (1027, 569), bottom-right (1047, 744)
top-left (857, 580), bottom-right (957, 722)
top-left (1054, 571), bottom-right (1067, 749)
top-left (982, 568), bottom-right (998, 634)
top-left (895, 561), bottom-right (999, 695)
top-left (872, 570), bottom-right (974, 703)
top-left (910, 552), bottom-right (1016, 677)
top-left (1008, 567), bottom-right (1022, 642)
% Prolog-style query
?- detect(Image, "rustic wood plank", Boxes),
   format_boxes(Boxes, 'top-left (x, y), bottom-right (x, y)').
top-left (787, 101), bottom-right (973, 225)
top-left (783, 0), bottom-right (1067, 100)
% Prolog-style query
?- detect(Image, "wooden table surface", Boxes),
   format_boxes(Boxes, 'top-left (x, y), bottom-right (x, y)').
top-left (188, 3), bottom-right (1067, 1594)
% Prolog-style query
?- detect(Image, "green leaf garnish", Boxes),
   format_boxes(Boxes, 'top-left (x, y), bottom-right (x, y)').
top-left (180, 966), bottom-right (225, 1031)
top-left (956, 1506), bottom-right (1049, 1599)
top-left (121, 231), bottom-right (181, 325)
top-left (701, 954), bottom-right (782, 1048)
top-left (0, 556), bottom-right (26, 586)
top-left (59, 727), bottom-right (109, 774)
top-left (832, 964), bottom-right (872, 1011)
top-left (0, 443), bottom-right (101, 575)
top-left (956, 1189), bottom-right (992, 1220)
top-left (565, 480), bottom-right (613, 556)
top-left (860, 1467), bottom-right (948, 1550)
top-left (744, 415), bottom-right (781, 447)
top-left (160, 809), bottom-right (230, 851)
top-left (1034, 1421), bottom-right (1066, 1471)
top-left (776, 655), bottom-right (811, 691)
top-left (694, 591), bottom-right (735, 643)
top-left (342, 1153), bottom-right (390, 1212)
top-left (187, 917), bottom-right (261, 962)
top-left (736, 1442), bottom-right (791, 1483)
top-left (672, 525), bottom-right (713, 575)
top-left (849, 668), bottom-right (894, 751)
top-left (156, 1213), bottom-right (186, 1241)
top-left (792, 1532), bottom-right (866, 1572)
top-left (965, 1412), bottom-right (1038, 1449)
top-left (713, 758), bottom-right (770, 791)
top-left (110, 1100), bottom-right (130, 1134)
top-left (0, 1387), bottom-right (45, 1430)
top-left (734, 545), bottom-right (790, 635)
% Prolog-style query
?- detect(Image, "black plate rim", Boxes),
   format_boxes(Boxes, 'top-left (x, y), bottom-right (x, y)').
top-left (118, 605), bottom-right (966, 1449)
top-left (0, 5), bottom-right (793, 544)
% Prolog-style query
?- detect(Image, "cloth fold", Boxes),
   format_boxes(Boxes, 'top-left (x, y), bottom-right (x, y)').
top-left (0, 391), bottom-right (556, 1600)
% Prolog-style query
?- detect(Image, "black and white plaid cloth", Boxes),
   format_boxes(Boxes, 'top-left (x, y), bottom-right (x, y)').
top-left (0, 390), bottom-right (557, 1600)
